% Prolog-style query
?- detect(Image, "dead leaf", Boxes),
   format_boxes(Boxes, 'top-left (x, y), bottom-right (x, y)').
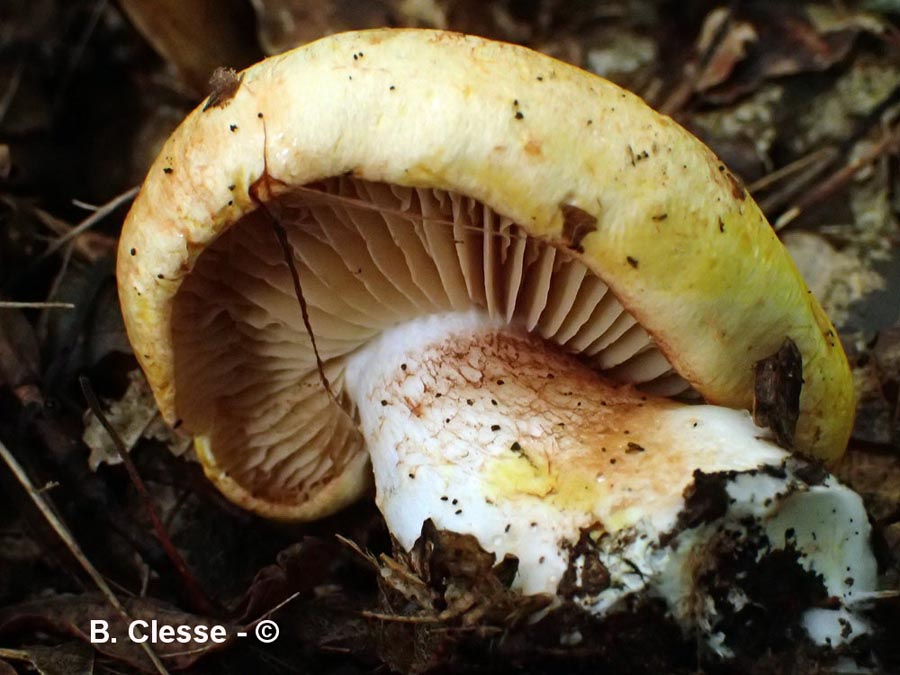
top-left (117, 0), bottom-right (259, 94)
top-left (250, 0), bottom-right (394, 55)
top-left (834, 449), bottom-right (900, 521)
top-left (372, 520), bottom-right (550, 627)
top-left (39, 260), bottom-right (132, 377)
top-left (873, 326), bottom-right (900, 377)
top-left (0, 514), bottom-right (44, 565)
top-left (235, 538), bottom-right (336, 624)
top-left (585, 31), bottom-right (658, 84)
top-left (848, 326), bottom-right (900, 447)
top-left (873, 328), bottom-right (900, 445)
top-left (692, 4), bottom-right (888, 105)
top-left (0, 145), bottom-right (10, 181)
top-left (0, 306), bottom-right (41, 406)
top-left (0, 594), bottom-right (233, 672)
top-left (341, 520), bottom-right (553, 672)
top-left (693, 9), bottom-right (758, 93)
top-left (19, 642), bottom-right (93, 675)
top-left (883, 522), bottom-right (900, 568)
top-left (82, 369), bottom-right (191, 470)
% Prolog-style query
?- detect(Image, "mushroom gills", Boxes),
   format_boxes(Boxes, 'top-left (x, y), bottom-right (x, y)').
top-left (172, 177), bottom-right (691, 507)
top-left (343, 310), bottom-right (877, 653)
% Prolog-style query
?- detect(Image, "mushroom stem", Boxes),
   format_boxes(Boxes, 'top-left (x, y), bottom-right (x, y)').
top-left (344, 310), bottom-right (876, 651)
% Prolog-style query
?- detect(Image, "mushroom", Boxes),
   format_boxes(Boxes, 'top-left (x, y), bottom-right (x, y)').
top-left (117, 29), bottom-right (875, 651)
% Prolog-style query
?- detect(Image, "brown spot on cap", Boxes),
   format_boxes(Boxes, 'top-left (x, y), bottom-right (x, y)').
top-left (560, 203), bottom-right (597, 253)
top-left (524, 139), bottom-right (542, 156)
top-left (716, 162), bottom-right (746, 201)
top-left (725, 168), bottom-right (746, 200)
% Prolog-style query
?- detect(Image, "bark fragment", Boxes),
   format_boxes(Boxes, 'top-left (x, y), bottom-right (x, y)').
top-left (753, 338), bottom-right (803, 448)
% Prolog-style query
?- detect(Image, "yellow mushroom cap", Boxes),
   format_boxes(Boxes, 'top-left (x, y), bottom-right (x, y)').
top-left (117, 28), bottom-right (854, 520)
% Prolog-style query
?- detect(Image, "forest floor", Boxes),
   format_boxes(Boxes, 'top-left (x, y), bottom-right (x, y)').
top-left (1, 1), bottom-right (899, 673)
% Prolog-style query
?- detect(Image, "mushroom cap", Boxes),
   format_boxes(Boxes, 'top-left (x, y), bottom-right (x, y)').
top-left (117, 28), bottom-right (854, 520)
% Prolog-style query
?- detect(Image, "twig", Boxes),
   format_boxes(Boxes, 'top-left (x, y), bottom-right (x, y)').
top-left (757, 84), bottom-right (900, 221)
top-left (71, 198), bottom-right (103, 211)
top-left (251, 119), bottom-right (341, 406)
top-left (0, 301), bottom-right (75, 309)
top-left (755, 149), bottom-right (840, 216)
top-left (40, 186), bottom-right (139, 260)
top-left (53, 0), bottom-right (108, 112)
top-left (162, 591), bottom-right (303, 660)
top-left (0, 648), bottom-right (32, 662)
top-left (360, 610), bottom-right (445, 624)
top-left (32, 205), bottom-right (116, 263)
top-left (747, 147), bottom-right (837, 194)
top-left (846, 589), bottom-right (900, 605)
top-left (0, 318), bottom-right (186, 580)
top-left (0, 438), bottom-right (170, 675)
top-left (334, 533), bottom-right (377, 565)
top-left (267, 217), bottom-right (339, 404)
top-left (0, 58), bottom-right (24, 126)
top-left (775, 128), bottom-right (900, 230)
top-left (38, 242), bottom-right (76, 338)
top-left (245, 591), bottom-right (302, 628)
top-left (79, 376), bottom-right (216, 616)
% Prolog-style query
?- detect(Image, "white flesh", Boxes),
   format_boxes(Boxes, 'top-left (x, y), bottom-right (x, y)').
top-left (344, 310), bottom-right (876, 651)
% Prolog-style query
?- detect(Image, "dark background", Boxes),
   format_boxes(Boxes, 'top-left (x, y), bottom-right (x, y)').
top-left (0, 1), bottom-right (898, 673)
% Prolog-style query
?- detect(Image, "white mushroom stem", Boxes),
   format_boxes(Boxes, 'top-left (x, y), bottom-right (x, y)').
top-left (344, 311), bottom-right (876, 651)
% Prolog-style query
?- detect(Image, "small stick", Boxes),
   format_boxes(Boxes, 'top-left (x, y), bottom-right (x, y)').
top-left (0, 301), bottom-right (75, 309)
top-left (38, 243), bottom-right (77, 337)
top-left (41, 186), bottom-right (139, 259)
top-left (757, 151), bottom-right (840, 217)
top-left (747, 147), bottom-right (837, 194)
top-left (161, 591), bottom-right (303, 659)
top-left (0, 58), bottom-right (23, 126)
top-left (79, 376), bottom-right (216, 616)
top-left (775, 128), bottom-right (899, 230)
top-left (360, 610), bottom-right (445, 624)
top-left (0, 438), bottom-right (170, 675)
top-left (250, 121), bottom-right (340, 405)
top-left (0, 648), bottom-right (30, 662)
top-left (244, 590), bottom-right (302, 628)
top-left (267, 218), bottom-right (339, 405)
